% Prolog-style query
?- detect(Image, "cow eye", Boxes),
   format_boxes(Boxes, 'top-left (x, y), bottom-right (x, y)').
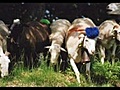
top-left (85, 39), bottom-right (88, 42)
top-left (56, 45), bottom-right (59, 49)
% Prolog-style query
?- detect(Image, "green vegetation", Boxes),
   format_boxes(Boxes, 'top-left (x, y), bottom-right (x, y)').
top-left (0, 55), bottom-right (120, 87)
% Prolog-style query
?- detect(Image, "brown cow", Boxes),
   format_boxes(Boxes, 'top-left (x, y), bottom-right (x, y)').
top-left (9, 19), bottom-right (51, 69)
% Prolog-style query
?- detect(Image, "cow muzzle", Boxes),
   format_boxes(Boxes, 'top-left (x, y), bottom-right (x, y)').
top-left (88, 49), bottom-right (95, 55)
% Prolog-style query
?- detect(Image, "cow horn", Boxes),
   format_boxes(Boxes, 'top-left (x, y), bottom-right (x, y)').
top-left (60, 47), bottom-right (67, 52)
top-left (45, 46), bottom-right (50, 49)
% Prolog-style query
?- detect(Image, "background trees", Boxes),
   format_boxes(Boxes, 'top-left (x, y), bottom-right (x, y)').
top-left (0, 3), bottom-right (117, 26)
top-left (0, 3), bottom-right (45, 25)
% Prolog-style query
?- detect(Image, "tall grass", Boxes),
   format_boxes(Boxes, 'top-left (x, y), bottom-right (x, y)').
top-left (0, 54), bottom-right (119, 87)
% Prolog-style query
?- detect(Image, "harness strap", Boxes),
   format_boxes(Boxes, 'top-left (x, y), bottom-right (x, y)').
top-left (67, 25), bottom-right (85, 38)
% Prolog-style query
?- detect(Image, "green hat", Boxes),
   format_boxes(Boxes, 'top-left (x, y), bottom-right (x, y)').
top-left (40, 19), bottom-right (50, 25)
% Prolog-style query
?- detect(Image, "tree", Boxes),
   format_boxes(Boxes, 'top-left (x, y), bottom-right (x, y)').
top-left (45, 3), bottom-right (109, 25)
top-left (0, 3), bottom-right (46, 24)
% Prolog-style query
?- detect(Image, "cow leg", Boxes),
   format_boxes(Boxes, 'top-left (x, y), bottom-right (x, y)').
top-left (99, 45), bottom-right (105, 64)
top-left (24, 54), bottom-right (28, 68)
top-left (2, 39), bottom-right (7, 53)
top-left (33, 52), bottom-right (38, 68)
top-left (82, 50), bottom-right (91, 82)
top-left (69, 58), bottom-right (80, 83)
top-left (53, 56), bottom-right (61, 72)
top-left (24, 50), bottom-right (34, 69)
top-left (32, 51), bottom-right (41, 68)
top-left (42, 50), bottom-right (50, 67)
top-left (29, 53), bottom-right (34, 69)
top-left (43, 50), bottom-right (48, 60)
top-left (24, 51), bottom-right (31, 69)
top-left (86, 62), bottom-right (91, 83)
top-left (106, 50), bottom-right (111, 61)
top-left (111, 43), bottom-right (117, 65)
top-left (60, 51), bottom-right (68, 72)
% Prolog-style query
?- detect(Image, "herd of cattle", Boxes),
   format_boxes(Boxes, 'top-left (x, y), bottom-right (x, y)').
top-left (0, 3), bottom-right (120, 84)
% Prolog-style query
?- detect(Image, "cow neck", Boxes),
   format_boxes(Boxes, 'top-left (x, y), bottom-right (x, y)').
top-left (112, 25), bottom-right (120, 39)
top-left (68, 36), bottom-right (87, 63)
top-left (73, 35), bottom-right (85, 56)
top-left (67, 25), bottom-right (85, 37)
top-left (78, 35), bottom-right (85, 49)
top-left (78, 36), bottom-right (90, 64)
top-left (51, 35), bottom-right (64, 45)
top-left (104, 25), bottom-right (117, 39)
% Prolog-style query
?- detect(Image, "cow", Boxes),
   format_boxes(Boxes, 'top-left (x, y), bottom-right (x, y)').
top-left (9, 19), bottom-right (51, 69)
top-left (45, 19), bottom-right (71, 71)
top-left (8, 19), bottom-right (23, 71)
top-left (0, 20), bottom-right (10, 77)
top-left (106, 3), bottom-right (120, 15)
top-left (65, 17), bottom-right (99, 83)
top-left (97, 19), bottom-right (120, 65)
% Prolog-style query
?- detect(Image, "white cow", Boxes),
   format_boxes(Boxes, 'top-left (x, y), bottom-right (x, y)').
top-left (97, 19), bottom-right (120, 65)
top-left (45, 19), bottom-right (71, 68)
top-left (106, 3), bottom-right (120, 15)
top-left (0, 46), bottom-right (10, 77)
top-left (66, 17), bottom-right (99, 83)
top-left (0, 20), bottom-right (10, 77)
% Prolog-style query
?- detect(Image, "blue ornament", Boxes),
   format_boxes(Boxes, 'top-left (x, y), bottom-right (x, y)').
top-left (85, 27), bottom-right (99, 39)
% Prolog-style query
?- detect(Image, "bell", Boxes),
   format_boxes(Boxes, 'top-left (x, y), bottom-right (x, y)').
top-left (81, 51), bottom-right (90, 64)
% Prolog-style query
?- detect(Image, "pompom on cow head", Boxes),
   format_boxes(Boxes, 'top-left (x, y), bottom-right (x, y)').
top-left (85, 27), bottom-right (99, 39)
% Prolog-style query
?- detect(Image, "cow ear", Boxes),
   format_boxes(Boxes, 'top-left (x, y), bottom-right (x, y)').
top-left (60, 47), bottom-right (67, 52)
top-left (49, 35), bottom-right (51, 39)
top-left (5, 51), bottom-right (10, 56)
top-left (113, 25), bottom-right (119, 29)
top-left (114, 30), bottom-right (117, 35)
top-left (113, 25), bottom-right (118, 35)
top-left (49, 34), bottom-right (54, 40)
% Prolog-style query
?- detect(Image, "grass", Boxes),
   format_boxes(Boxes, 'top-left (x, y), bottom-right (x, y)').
top-left (0, 55), bottom-right (119, 87)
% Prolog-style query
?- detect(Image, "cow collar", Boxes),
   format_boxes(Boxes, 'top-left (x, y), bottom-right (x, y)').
top-left (67, 25), bottom-right (85, 37)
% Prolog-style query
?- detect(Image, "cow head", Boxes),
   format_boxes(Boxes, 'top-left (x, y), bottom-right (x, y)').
top-left (83, 36), bottom-right (97, 55)
top-left (45, 44), bottom-right (66, 65)
top-left (83, 27), bottom-right (99, 55)
top-left (113, 25), bottom-right (120, 41)
top-left (0, 54), bottom-right (10, 78)
top-left (0, 46), bottom-right (10, 78)
top-left (106, 3), bottom-right (120, 15)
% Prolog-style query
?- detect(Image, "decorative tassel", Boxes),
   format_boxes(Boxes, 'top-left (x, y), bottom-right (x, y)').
top-left (85, 27), bottom-right (99, 39)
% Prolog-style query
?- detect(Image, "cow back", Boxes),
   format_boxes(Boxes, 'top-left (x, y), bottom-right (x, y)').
top-left (20, 21), bottom-right (50, 52)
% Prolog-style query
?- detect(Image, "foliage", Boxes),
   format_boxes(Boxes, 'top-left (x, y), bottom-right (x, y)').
top-left (91, 60), bottom-right (120, 85)
top-left (0, 54), bottom-right (119, 87)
